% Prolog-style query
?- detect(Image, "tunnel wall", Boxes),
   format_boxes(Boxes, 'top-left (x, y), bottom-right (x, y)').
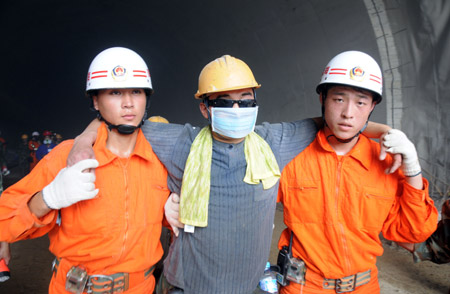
top-left (377, 0), bottom-right (450, 206)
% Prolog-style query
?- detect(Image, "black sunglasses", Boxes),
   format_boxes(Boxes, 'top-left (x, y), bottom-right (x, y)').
top-left (206, 98), bottom-right (257, 108)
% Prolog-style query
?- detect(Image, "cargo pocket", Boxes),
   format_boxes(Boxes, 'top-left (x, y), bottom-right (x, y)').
top-left (284, 179), bottom-right (323, 224)
top-left (359, 186), bottom-right (394, 231)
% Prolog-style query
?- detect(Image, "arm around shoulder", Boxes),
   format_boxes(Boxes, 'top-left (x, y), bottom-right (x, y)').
top-left (67, 119), bottom-right (101, 166)
top-left (364, 121), bottom-right (391, 138)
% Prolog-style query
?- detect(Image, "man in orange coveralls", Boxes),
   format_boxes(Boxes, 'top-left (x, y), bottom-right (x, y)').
top-left (0, 47), bottom-right (170, 294)
top-left (28, 131), bottom-right (40, 170)
top-left (277, 51), bottom-right (438, 294)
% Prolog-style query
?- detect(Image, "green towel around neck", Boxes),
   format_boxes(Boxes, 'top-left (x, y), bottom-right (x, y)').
top-left (179, 126), bottom-right (280, 227)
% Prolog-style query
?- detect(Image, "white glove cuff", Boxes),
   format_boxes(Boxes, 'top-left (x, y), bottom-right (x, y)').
top-left (42, 185), bottom-right (58, 210)
top-left (402, 159), bottom-right (422, 177)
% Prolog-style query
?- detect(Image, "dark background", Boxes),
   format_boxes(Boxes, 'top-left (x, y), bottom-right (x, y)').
top-left (0, 0), bottom-right (383, 147)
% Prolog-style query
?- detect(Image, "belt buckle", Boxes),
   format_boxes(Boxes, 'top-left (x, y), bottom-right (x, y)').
top-left (86, 274), bottom-right (114, 294)
top-left (335, 274), bottom-right (356, 293)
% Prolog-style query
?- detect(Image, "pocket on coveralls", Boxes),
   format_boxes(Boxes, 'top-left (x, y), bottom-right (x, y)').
top-left (359, 186), bottom-right (394, 231)
top-left (286, 179), bottom-right (323, 224)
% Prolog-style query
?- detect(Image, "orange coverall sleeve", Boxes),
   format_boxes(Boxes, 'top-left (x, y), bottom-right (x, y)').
top-left (0, 142), bottom-right (70, 242)
top-left (381, 177), bottom-right (438, 243)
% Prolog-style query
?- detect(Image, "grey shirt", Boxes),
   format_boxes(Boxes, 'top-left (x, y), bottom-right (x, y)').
top-left (142, 119), bottom-right (317, 294)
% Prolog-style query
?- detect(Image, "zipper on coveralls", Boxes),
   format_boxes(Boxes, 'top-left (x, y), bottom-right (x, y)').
top-left (335, 158), bottom-right (352, 273)
top-left (118, 158), bottom-right (130, 261)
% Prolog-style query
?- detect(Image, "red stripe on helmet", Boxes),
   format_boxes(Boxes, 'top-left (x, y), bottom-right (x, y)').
top-left (369, 74), bottom-right (381, 81)
top-left (370, 78), bottom-right (381, 84)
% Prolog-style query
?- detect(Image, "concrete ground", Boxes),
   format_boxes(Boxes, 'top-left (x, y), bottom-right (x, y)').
top-left (0, 167), bottom-right (449, 293)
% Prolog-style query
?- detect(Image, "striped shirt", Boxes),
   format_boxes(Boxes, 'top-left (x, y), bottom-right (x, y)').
top-left (142, 119), bottom-right (317, 294)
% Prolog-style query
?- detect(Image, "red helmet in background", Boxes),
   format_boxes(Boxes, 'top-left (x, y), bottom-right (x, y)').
top-left (43, 130), bottom-right (53, 137)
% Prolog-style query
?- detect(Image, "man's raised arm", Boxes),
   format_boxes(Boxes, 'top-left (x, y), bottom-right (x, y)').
top-left (67, 119), bottom-right (101, 166)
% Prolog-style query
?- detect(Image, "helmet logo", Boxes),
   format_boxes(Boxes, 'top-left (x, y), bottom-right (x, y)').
top-left (112, 66), bottom-right (127, 81)
top-left (350, 66), bottom-right (365, 82)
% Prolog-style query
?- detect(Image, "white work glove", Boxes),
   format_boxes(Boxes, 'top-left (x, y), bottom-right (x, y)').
top-left (382, 129), bottom-right (421, 177)
top-left (42, 159), bottom-right (99, 209)
top-left (164, 193), bottom-right (184, 237)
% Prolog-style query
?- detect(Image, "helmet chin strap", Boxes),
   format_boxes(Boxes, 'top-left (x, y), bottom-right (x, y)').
top-left (97, 112), bottom-right (146, 135)
top-left (91, 95), bottom-right (150, 135)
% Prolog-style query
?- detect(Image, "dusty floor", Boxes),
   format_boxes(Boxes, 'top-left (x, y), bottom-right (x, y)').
top-left (0, 169), bottom-right (449, 293)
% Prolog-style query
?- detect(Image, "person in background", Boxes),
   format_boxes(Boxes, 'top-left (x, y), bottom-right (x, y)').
top-left (148, 116), bottom-right (169, 124)
top-left (18, 134), bottom-right (31, 176)
top-left (0, 131), bottom-right (10, 176)
top-left (36, 130), bottom-right (56, 160)
top-left (0, 47), bottom-right (171, 293)
top-left (28, 131), bottom-right (40, 171)
top-left (0, 176), bottom-right (10, 282)
top-left (54, 133), bottom-right (63, 145)
top-left (277, 51), bottom-right (438, 294)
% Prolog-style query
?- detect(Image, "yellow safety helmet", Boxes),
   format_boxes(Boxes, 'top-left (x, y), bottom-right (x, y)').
top-left (194, 55), bottom-right (261, 99)
top-left (21, 134), bottom-right (28, 139)
top-left (148, 116), bottom-right (169, 123)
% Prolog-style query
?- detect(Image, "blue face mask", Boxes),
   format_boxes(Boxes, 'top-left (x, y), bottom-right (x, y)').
top-left (211, 106), bottom-right (258, 139)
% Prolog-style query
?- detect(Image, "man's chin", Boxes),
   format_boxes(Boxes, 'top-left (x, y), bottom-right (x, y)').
top-left (332, 130), bottom-right (359, 141)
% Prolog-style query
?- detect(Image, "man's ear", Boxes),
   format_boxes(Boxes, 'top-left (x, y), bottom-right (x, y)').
top-left (92, 96), bottom-right (99, 111)
top-left (199, 102), bottom-right (209, 119)
top-left (370, 100), bottom-right (376, 112)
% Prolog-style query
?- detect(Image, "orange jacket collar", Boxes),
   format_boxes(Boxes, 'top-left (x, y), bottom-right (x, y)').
top-left (316, 129), bottom-right (372, 171)
top-left (94, 123), bottom-right (155, 167)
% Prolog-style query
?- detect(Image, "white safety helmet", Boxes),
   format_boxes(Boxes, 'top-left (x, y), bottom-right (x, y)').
top-left (32, 131), bottom-right (39, 137)
top-left (86, 47), bottom-right (153, 94)
top-left (316, 51), bottom-right (383, 104)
